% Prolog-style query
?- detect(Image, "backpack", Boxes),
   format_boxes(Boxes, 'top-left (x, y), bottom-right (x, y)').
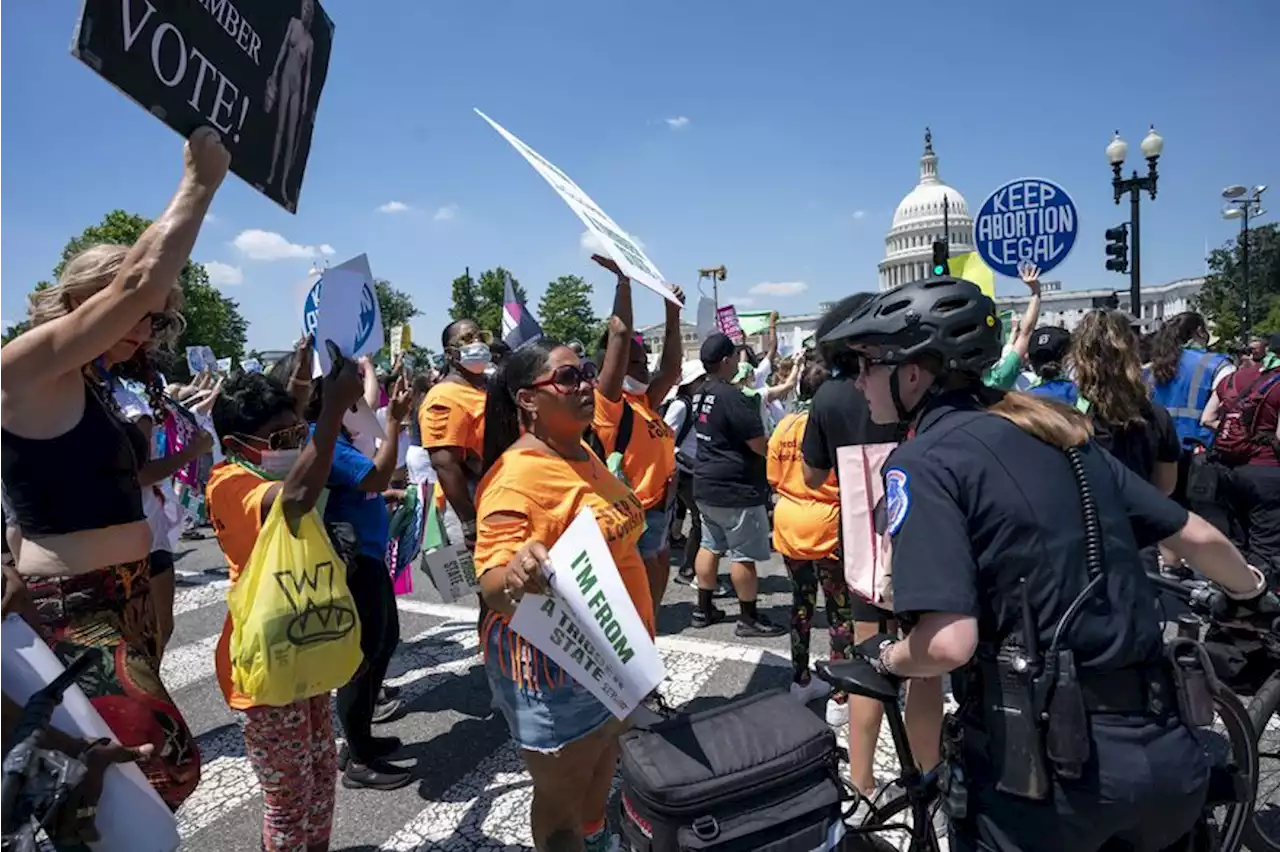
top-left (665, 394), bottom-right (696, 473)
top-left (1211, 370), bottom-right (1280, 466)
top-left (586, 400), bottom-right (635, 483)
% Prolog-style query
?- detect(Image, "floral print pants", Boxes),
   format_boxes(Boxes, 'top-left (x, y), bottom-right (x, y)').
top-left (242, 695), bottom-right (338, 852)
top-left (783, 557), bottom-right (855, 695)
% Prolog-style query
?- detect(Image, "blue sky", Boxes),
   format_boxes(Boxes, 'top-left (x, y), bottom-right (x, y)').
top-left (4, 0), bottom-right (1277, 351)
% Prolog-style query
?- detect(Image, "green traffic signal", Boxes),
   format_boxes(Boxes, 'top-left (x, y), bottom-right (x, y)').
top-left (932, 264), bottom-right (946, 275)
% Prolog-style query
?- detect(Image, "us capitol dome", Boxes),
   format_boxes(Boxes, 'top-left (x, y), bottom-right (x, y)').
top-left (877, 129), bottom-right (974, 292)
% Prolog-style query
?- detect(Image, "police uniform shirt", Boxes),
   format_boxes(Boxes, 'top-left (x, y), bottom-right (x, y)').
top-left (883, 391), bottom-right (1190, 675)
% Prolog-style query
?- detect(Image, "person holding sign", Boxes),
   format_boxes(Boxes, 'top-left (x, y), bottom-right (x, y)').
top-left (591, 255), bottom-right (684, 619)
top-left (476, 339), bottom-right (651, 852)
top-left (206, 342), bottom-right (363, 852)
top-left (0, 128), bottom-right (229, 811)
top-left (981, 262), bottom-right (1043, 391)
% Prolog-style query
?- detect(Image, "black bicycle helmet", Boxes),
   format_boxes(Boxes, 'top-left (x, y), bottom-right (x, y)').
top-left (821, 276), bottom-right (1001, 375)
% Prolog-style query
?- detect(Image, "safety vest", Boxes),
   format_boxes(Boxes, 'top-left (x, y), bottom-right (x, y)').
top-left (1028, 378), bottom-right (1081, 408)
top-left (1150, 348), bottom-right (1230, 449)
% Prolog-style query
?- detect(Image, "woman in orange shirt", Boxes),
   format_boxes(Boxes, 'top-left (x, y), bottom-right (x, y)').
top-left (475, 338), bottom-right (651, 852)
top-left (206, 343), bottom-right (364, 852)
top-left (591, 255), bottom-right (684, 620)
top-left (766, 361), bottom-right (853, 705)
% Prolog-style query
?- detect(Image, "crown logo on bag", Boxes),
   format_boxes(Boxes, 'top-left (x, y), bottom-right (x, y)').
top-left (274, 561), bottom-right (358, 647)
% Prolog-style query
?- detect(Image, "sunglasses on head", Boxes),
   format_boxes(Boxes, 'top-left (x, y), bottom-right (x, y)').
top-left (527, 362), bottom-right (598, 393)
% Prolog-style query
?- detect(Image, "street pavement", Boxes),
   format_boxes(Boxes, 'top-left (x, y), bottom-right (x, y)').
top-left (162, 534), bottom-right (914, 851)
top-left (155, 536), bottom-right (1280, 850)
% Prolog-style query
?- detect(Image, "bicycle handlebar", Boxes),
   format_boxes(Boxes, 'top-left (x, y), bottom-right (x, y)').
top-left (1147, 570), bottom-right (1280, 635)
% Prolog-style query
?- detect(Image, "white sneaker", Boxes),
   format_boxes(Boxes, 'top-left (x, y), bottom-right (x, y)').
top-left (789, 678), bottom-right (831, 705)
top-left (825, 697), bottom-right (848, 727)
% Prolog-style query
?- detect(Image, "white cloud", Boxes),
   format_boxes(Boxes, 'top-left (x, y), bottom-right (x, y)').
top-left (232, 229), bottom-right (333, 261)
top-left (378, 200), bottom-right (411, 214)
top-left (852, 210), bottom-right (867, 220)
top-left (749, 281), bottom-right (808, 296)
top-left (724, 295), bottom-right (755, 307)
top-left (664, 116), bottom-right (690, 129)
top-left (203, 261), bottom-right (244, 286)
top-left (579, 229), bottom-right (645, 258)
top-left (432, 203), bottom-right (459, 222)
top-left (319, 244), bottom-right (335, 256)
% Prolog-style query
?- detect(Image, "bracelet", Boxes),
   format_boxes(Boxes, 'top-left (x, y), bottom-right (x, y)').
top-left (874, 641), bottom-right (899, 676)
top-left (1224, 565), bottom-right (1268, 601)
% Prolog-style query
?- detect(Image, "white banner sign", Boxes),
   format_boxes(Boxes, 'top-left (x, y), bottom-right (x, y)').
top-left (303, 253), bottom-right (385, 377)
top-left (510, 508), bottom-right (665, 719)
top-left (475, 108), bottom-right (682, 307)
top-left (423, 543), bottom-right (481, 603)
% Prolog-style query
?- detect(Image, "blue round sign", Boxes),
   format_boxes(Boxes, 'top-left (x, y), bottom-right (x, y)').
top-left (973, 177), bottom-right (1078, 279)
top-left (302, 274), bottom-right (378, 353)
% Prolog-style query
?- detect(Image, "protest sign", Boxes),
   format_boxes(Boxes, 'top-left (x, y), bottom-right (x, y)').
top-left (241, 357), bottom-right (263, 373)
top-left (71, 0), bottom-right (335, 213)
top-left (717, 305), bottom-right (744, 344)
top-left (836, 444), bottom-right (898, 610)
top-left (216, 356), bottom-right (233, 373)
top-left (422, 543), bottom-right (480, 603)
top-left (389, 324), bottom-right (410, 361)
top-left (974, 178), bottom-right (1078, 278)
top-left (474, 109), bottom-right (681, 307)
top-left (511, 508), bottom-right (665, 719)
top-left (303, 254), bottom-right (383, 375)
top-left (185, 345), bottom-right (206, 374)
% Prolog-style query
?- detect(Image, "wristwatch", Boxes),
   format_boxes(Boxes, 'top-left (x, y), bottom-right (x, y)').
top-left (871, 640), bottom-right (897, 676)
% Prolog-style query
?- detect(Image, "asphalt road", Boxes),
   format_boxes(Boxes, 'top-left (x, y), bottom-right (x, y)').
top-left (163, 534), bottom-right (884, 852)
top-left (154, 533), bottom-right (1279, 851)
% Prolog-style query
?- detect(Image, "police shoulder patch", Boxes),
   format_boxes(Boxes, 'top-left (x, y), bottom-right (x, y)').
top-left (884, 467), bottom-right (910, 536)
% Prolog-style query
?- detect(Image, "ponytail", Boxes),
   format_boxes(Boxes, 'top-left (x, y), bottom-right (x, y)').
top-left (976, 385), bottom-right (1093, 450)
top-left (1035, 361), bottom-right (1063, 382)
top-left (481, 338), bottom-right (560, 475)
top-left (1149, 312), bottom-right (1205, 386)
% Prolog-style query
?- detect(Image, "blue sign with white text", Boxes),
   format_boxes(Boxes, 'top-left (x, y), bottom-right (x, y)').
top-left (974, 178), bottom-right (1078, 278)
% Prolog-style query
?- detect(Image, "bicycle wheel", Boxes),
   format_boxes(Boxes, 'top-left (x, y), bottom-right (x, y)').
top-left (854, 792), bottom-right (943, 852)
top-left (1245, 674), bottom-right (1280, 852)
top-left (1199, 688), bottom-right (1259, 852)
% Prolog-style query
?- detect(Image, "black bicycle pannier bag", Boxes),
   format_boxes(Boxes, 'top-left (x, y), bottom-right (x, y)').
top-left (618, 689), bottom-right (843, 851)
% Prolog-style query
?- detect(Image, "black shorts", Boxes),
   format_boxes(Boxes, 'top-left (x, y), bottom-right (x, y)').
top-left (149, 549), bottom-right (175, 578)
top-left (848, 592), bottom-right (892, 629)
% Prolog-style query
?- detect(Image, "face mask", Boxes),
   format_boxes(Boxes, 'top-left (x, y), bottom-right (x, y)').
top-left (457, 342), bottom-right (491, 373)
top-left (259, 448), bottom-right (301, 479)
top-left (622, 376), bottom-right (650, 395)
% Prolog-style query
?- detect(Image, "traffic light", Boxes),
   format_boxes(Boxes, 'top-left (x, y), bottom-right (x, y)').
top-left (931, 239), bottom-right (950, 276)
top-left (1105, 225), bottom-right (1129, 274)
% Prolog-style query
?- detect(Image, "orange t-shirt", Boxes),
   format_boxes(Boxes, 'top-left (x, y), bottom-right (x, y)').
top-left (766, 411), bottom-right (840, 561)
top-left (592, 390), bottom-right (676, 510)
top-left (205, 462), bottom-right (278, 710)
top-left (474, 445), bottom-right (654, 636)
top-left (418, 380), bottom-right (487, 459)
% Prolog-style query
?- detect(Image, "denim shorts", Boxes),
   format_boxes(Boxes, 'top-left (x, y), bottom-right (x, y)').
top-left (637, 505), bottom-right (672, 559)
top-left (485, 616), bottom-right (613, 753)
top-left (697, 502), bottom-right (771, 563)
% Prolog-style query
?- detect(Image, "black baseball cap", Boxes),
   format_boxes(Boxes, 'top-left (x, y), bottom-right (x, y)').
top-left (700, 332), bottom-right (737, 366)
top-left (1028, 326), bottom-right (1071, 368)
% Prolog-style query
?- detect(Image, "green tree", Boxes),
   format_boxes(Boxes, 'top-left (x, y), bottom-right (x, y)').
top-left (1196, 223), bottom-right (1280, 341)
top-left (375, 278), bottom-right (419, 346)
top-left (475, 267), bottom-right (527, 337)
top-left (449, 271), bottom-right (481, 322)
top-left (538, 275), bottom-right (596, 345)
top-left (1, 210), bottom-right (249, 377)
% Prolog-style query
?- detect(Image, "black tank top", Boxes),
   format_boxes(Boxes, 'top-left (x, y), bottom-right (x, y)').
top-left (1, 381), bottom-right (147, 536)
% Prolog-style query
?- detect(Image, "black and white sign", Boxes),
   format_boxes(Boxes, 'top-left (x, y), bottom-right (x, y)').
top-left (71, 0), bottom-right (335, 213)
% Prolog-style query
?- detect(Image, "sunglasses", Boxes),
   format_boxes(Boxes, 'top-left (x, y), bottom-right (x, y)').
top-left (527, 362), bottom-right (598, 393)
top-left (263, 423), bottom-right (309, 450)
top-left (856, 354), bottom-right (896, 372)
top-left (145, 312), bottom-right (175, 334)
top-left (452, 329), bottom-right (493, 346)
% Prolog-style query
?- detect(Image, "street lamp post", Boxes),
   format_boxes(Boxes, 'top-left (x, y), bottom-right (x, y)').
top-left (1221, 184), bottom-right (1268, 341)
top-left (1106, 126), bottom-right (1164, 317)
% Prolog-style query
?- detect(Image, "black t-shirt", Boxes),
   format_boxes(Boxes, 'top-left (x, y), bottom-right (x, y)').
top-left (1091, 400), bottom-right (1181, 483)
top-left (800, 374), bottom-right (903, 478)
top-left (692, 378), bottom-right (768, 507)
top-left (884, 392), bottom-right (1187, 680)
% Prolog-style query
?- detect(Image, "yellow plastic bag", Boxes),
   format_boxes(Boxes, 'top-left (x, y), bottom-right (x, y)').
top-left (227, 497), bottom-right (362, 706)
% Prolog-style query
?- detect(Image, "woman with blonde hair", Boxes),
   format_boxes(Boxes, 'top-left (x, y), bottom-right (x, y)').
top-left (1071, 309), bottom-right (1180, 494)
top-left (0, 128), bottom-right (229, 810)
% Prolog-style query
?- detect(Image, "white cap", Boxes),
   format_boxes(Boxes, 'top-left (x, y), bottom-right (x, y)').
top-left (679, 360), bottom-right (706, 388)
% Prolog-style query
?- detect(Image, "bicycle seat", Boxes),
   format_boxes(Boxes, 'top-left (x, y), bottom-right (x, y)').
top-left (814, 657), bottom-right (899, 703)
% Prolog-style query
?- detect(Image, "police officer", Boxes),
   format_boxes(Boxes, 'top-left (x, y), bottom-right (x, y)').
top-left (821, 276), bottom-right (1275, 851)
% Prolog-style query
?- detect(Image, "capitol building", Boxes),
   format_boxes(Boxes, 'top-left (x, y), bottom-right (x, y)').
top-left (878, 129), bottom-right (974, 292)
